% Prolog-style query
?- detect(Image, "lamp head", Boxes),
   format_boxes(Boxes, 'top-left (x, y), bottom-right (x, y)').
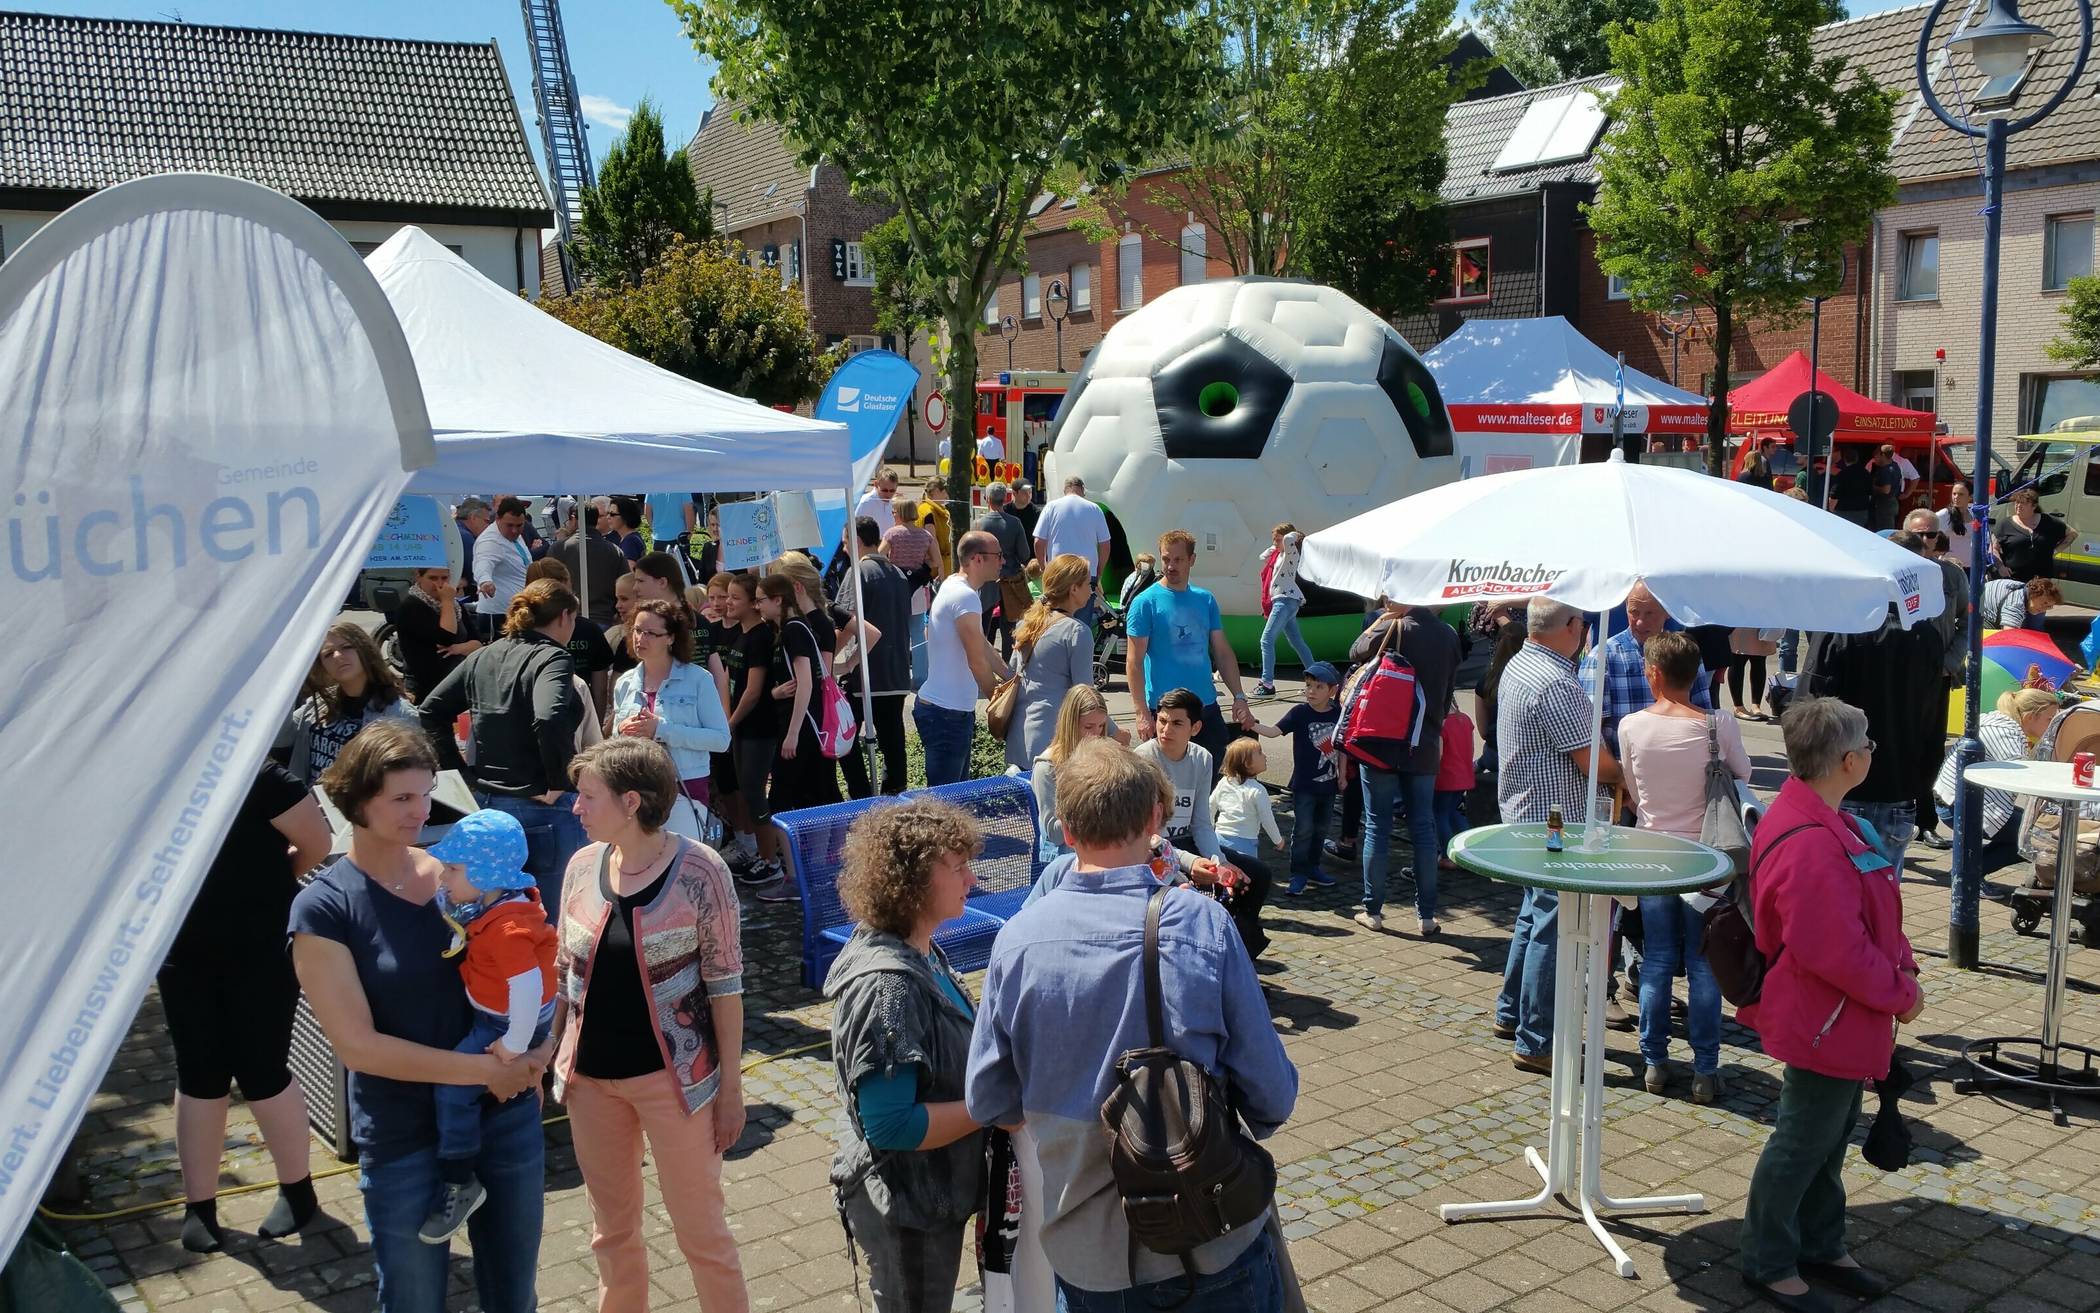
top-left (1953, 0), bottom-right (2054, 79)
top-left (1046, 277), bottom-right (1068, 320)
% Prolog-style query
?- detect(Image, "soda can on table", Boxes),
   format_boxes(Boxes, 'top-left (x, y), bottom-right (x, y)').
top-left (2074, 752), bottom-right (2096, 788)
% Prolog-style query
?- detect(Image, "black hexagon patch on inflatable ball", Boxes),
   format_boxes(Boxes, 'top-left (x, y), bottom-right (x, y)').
top-left (1378, 338), bottom-right (1455, 460)
top-left (1152, 332), bottom-right (1294, 462)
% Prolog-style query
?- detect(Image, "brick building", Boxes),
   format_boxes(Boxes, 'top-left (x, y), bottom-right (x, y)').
top-left (0, 12), bottom-right (552, 293)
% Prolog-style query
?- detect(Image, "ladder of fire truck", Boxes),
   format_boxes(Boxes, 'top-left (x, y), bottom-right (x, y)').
top-left (519, 0), bottom-right (596, 292)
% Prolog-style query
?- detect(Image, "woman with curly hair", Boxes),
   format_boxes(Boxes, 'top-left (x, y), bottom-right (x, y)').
top-left (824, 799), bottom-right (992, 1312)
top-left (288, 621), bottom-right (416, 785)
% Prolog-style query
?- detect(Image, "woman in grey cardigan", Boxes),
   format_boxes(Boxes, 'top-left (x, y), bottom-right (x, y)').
top-left (825, 800), bottom-right (994, 1312)
top-left (1003, 554), bottom-right (1097, 769)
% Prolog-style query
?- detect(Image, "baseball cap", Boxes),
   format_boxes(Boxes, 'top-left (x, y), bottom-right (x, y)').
top-left (1304, 661), bottom-right (1341, 686)
top-left (427, 810), bottom-right (534, 892)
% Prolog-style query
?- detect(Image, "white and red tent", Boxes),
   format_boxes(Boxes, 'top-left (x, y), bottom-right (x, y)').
top-left (1423, 316), bottom-right (1709, 474)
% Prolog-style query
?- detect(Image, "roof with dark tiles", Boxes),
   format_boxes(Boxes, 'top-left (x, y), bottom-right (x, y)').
top-left (0, 11), bottom-right (551, 221)
top-left (685, 99), bottom-right (810, 233)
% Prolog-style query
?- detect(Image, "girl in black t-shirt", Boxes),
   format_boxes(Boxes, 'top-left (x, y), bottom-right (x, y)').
top-left (756, 573), bottom-right (842, 816)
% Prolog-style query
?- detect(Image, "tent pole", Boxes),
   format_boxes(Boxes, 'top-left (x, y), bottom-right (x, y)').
top-left (845, 497), bottom-right (880, 788)
top-left (578, 492), bottom-right (590, 636)
top-left (1582, 602), bottom-right (1613, 851)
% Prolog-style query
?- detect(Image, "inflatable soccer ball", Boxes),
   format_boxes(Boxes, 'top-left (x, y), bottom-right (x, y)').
top-left (1045, 277), bottom-right (1457, 620)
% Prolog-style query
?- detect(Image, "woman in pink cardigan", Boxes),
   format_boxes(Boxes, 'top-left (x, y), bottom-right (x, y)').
top-left (1737, 697), bottom-right (1924, 1312)
top-left (553, 737), bottom-right (749, 1312)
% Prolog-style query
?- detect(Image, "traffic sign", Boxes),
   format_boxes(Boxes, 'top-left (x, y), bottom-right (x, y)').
top-left (924, 389), bottom-right (948, 432)
top-left (1787, 390), bottom-right (1839, 446)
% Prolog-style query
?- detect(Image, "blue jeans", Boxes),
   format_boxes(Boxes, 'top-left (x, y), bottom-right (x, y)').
top-left (360, 1092), bottom-right (544, 1312)
top-left (1637, 896), bottom-right (1720, 1074)
top-left (1289, 789), bottom-right (1336, 882)
top-left (1433, 790), bottom-right (1466, 854)
top-left (478, 793), bottom-right (584, 918)
top-left (914, 701), bottom-right (976, 787)
top-left (1840, 799), bottom-right (1915, 874)
top-left (1056, 1226), bottom-right (1281, 1312)
top-left (436, 1007), bottom-right (554, 1162)
top-left (1359, 769), bottom-right (1439, 920)
top-left (1935, 802), bottom-right (2027, 875)
top-left (1495, 887), bottom-right (1559, 1058)
top-left (1258, 597), bottom-right (1314, 685)
top-left (908, 612), bottom-right (929, 689)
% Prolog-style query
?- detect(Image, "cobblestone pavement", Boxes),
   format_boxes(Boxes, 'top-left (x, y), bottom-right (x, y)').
top-left (47, 703), bottom-right (2100, 1312)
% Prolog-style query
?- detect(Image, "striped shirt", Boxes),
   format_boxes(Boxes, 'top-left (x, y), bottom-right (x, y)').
top-left (1495, 641), bottom-right (1603, 824)
top-left (1578, 627), bottom-right (1711, 756)
top-left (1933, 710), bottom-right (2029, 840)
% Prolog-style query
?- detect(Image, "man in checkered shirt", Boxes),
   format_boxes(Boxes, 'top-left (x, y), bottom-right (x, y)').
top-left (1577, 582), bottom-right (1710, 759)
top-left (1492, 596), bottom-right (1621, 1073)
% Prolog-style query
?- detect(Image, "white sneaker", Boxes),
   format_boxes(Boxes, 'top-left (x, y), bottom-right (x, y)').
top-left (1353, 910), bottom-right (1384, 932)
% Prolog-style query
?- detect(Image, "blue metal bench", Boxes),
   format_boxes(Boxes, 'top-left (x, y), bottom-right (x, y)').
top-left (773, 775), bottom-right (1042, 989)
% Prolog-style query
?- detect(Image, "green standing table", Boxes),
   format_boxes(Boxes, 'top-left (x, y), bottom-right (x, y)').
top-left (1440, 822), bottom-right (1733, 1277)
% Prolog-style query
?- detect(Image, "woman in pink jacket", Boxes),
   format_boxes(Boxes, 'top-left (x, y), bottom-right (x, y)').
top-left (1738, 697), bottom-right (1924, 1312)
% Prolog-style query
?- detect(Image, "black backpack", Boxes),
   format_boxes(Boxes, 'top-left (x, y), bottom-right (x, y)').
top-left (1098, 887), bottom-right (1277, 1298)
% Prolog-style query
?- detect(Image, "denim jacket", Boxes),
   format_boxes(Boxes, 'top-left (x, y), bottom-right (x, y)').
top-left (611, 659), bottom-right (730, 781)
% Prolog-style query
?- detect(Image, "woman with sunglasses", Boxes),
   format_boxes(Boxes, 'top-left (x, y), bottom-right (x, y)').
top-left (611, 600), bottom-right (731, 842)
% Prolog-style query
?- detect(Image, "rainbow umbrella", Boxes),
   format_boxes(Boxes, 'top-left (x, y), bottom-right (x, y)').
top-left (1948, 629), bottom-right (2079, 734)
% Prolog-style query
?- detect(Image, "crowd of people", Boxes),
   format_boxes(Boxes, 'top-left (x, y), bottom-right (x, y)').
top-left (149, 462), bottom-right (2087, 1313)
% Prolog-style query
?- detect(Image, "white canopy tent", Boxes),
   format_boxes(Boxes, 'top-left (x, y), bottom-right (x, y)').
top-left (1424, 316), bottom-right (1709, 475)
top-left (365, 227), bottom-right (852, 496)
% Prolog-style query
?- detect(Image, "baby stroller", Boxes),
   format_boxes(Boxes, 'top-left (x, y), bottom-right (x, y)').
top-left (2010, 700), bottom-right (2100, 945)
top-left (1092, 604), bottom-right (1126, 691)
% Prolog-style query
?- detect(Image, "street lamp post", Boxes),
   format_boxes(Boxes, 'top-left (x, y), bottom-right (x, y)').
top-left (1920, 0), bottom-right (2092, 970)
top-left (1001, 313), bottom-right (1019, 374)
top-left (1658, 295), bottom-right (1695, 388)
top-left (1803, 249), bottom-right (1848, 507)
top-left (1045, 278), bottom-right (1070, 371)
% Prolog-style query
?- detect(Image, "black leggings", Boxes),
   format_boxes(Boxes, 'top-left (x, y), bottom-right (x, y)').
top-left (1217, 845), bottom-right (1274, 960)
top-left (1725, 652), bottom-right (1767, 710)
top-left (838, 694), bottom-right (908, 798)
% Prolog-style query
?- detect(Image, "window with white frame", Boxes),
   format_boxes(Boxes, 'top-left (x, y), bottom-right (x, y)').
top-left (1023, 273), bottom-right (1042, 319)
top-left (842, 240), bottom-right (872, 285)
top-left (1441, 239), bottom-right (1490, 302)
top-left (1606, 272), bottom-right (1630, 300)
top-left (1180, 222), bottom-right (1207, 285)
top-left (2044, 214), bottom-right (2093, 292)
top-left (984, 292), bottom-right (1000, 327)
top-left (1119, 233), bottom-right (1143, 310)
top-left (782, 240), bottom-right (800, 289)
top-left (1897, 232), bottom-right (1939, 301)
top-left (1071, 262), bottom-right (1092, 311)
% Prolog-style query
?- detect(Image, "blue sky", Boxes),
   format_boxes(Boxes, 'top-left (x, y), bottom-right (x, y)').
top-left (15, 0), bottom-right (1928, 184)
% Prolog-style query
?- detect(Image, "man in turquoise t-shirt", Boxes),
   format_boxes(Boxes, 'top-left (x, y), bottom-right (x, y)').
top-left (1127, 528), bottom-right (1254, 781)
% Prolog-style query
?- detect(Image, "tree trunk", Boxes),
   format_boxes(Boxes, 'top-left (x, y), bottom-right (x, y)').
top-left (1705, 302), bottom-right (1734, 478)
top-left (943, 314), bottom-right (979, 556)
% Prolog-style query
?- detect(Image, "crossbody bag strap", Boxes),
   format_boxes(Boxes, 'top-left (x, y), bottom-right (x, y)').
top-left (1143, 885), bottom-right (1168, 1049)
top-left (1707, 712), bottom-right (1721, 765)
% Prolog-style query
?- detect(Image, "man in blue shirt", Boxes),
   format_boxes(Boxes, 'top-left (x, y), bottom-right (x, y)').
top-left (967, 740), bottom-right (1297, 1305)
top-left (1579, 582), bottom-right (1710, 759)
top-left (1126, 528), bottom-right (1254, 781)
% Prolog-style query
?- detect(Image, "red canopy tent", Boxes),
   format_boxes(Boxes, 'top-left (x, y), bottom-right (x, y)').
top-left (1726, 350), bottom-right (1935, 439)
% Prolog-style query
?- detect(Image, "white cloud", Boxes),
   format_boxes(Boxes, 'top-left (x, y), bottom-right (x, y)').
top-left (580, 94), bottom-right (633, 135)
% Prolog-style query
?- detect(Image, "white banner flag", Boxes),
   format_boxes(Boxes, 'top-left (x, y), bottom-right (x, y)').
top-left (0, 175), bottom-right (432, 1249)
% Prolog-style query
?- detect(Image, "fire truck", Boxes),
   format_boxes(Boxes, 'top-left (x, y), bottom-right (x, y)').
top-left (974, 371), bottom-right (1076, 485)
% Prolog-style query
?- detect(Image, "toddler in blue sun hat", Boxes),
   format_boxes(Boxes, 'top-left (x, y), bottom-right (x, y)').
top-left (419, 809), bottom-right (558, 1245)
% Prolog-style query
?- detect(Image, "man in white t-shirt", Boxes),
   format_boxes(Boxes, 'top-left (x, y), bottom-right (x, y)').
top-left (854, 467), bottom-right (899, 534)
top-left (1032, 476), bottom-right (1113, 629)
top-left (916, 530), bottom-right (1009, 786)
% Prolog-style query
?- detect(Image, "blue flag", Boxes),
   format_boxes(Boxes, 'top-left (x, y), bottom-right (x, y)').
top-left (810, 350), bottom-right (921, 551)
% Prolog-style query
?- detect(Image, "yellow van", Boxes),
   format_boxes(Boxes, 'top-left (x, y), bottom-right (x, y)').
top-left (2002, 416), bottom-right (2100, 606)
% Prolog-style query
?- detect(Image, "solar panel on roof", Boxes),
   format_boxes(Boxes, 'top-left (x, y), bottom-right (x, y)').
top-left (1537, 90), bottom-right (1609, 165)
top-left (1491, 95), bottom-right (1571, 173)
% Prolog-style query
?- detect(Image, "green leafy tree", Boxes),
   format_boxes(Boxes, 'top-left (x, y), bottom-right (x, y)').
top-left (542, 236), bottom-right (835, 406)
top-left (1140, 0), bottom-right (1471, 316)
top-left (864, 214), bottom-right (943, 458)
top-left (1588, 0), bottom-right (1893, 473)
top-left (674, 0), bottom-right (1222, 542)
top-left (1284, 0), bottom-right (1473, 317)
top-left (572, 98), bottom-right (713, 289)
top-left (2046, 276), bottom-right (2100, 370)
top-left (1475, 0), bottom-right (1658, 85)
